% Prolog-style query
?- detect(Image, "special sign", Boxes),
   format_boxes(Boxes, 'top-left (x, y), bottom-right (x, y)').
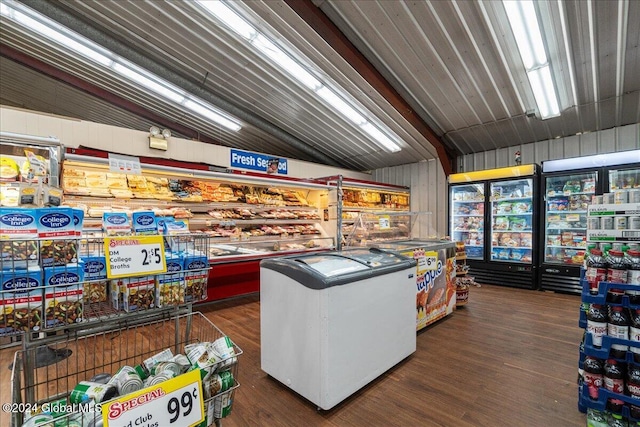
top-left (104, 236), bottom-right (167, 279)
top-left (102, 369), bottom-right (204, 427)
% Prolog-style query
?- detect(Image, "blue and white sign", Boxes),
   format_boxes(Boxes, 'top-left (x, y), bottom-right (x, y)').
top-left (230, 149), bottom-right (288, 175)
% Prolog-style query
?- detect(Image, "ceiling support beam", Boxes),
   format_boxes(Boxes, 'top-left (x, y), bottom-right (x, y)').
top-left (0, 43), bottom-right (223, 145)
top-left (285, 0), bottom-right (455, 175)
top-left (21, 0), bottom-right (344, 169)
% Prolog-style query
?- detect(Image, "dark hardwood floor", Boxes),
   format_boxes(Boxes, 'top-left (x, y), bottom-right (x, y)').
top-left (1, 284), bottom-right (586, 426)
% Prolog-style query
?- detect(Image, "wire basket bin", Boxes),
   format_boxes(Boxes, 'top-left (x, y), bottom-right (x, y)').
top-left (11, 311), bottom-right (242, 427)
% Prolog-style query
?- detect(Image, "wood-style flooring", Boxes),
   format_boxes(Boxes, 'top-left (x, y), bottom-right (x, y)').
top-left (1, 284), bottom-right (585, 426)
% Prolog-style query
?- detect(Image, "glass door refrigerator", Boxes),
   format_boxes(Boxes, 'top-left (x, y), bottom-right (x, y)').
top-left (449, 164), bottom-right (540, 289)
top-left (540, 149), bottom-right (640, 294)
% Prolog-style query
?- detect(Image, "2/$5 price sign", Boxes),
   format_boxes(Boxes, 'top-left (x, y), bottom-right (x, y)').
top-left (104, 236), bottom-right (167, 279)
top-left (102, 369), bottom-right (204, 427)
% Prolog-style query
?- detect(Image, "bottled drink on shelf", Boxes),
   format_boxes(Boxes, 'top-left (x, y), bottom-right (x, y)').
top-left (607, 412), bottom-right (628, 427)
top-left (587, 408), bottom-right (607, 427)
top-left (627, 250), bottom-right (640, 304)
top-left (630, 308), bottom-right (640, 363)
top-left (587, 248), bottom-right (609, 295)
top-left (607, 250), bottom-right (629, 303)
top-left (588, 304), bottom-right (608, 348)
top-left (583, 356), bottom-right (604, 399)
top-left (609, 306), bottom-right (630, 359)
top-left (604, 359), bottom-right (626, 413)
top-left (627, 363), bottom-right (640, 419)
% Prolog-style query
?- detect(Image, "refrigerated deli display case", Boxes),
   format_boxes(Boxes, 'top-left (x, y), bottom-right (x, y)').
top-left (260, 248), bottom-right (417, 410)
top-left (316, 175), bottom-right (411, 250)
top-left (448, 165), bottom-right (540, 289)
top-left (540, 150), bottom-right (640, 293)
top-left (60, 148), bottom-right (335, 302)
top-left (0, 132), bottom-right (63, 208)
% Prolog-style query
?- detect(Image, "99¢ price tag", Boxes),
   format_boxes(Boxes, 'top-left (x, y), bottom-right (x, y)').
top-left (424, 251), bottom-right (438, 271)
top-left (104, 236), bottom-right (167, 279)
top-left (102, 369), bottom-right (204, 427)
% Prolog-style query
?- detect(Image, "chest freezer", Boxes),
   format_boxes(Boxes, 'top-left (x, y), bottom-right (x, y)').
top-left (260, 248), bottom-right (417, 410)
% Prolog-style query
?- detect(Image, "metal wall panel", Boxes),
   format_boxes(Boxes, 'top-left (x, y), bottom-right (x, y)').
top-left (460, 123), bottom-right (640, 171)
top-left (372, 160), bottom-right (446, 237)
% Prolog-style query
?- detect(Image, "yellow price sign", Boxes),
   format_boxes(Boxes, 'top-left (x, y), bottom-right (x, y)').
top-left (104, 235), bottom-right (167, 279)
top-left (102, 369), bottom-right (204, 427)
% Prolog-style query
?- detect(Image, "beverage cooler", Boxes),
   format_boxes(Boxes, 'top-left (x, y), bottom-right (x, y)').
top-left (540, 150), bottom-right (640, 294)
top-left (449, 165), bottom-right (539, 289)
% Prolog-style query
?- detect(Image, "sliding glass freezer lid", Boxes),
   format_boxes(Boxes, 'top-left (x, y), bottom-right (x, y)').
top-left (340, 248), bottom-right (406, 267)
top-left (260, 250), bottom-right (416, 290)
top-left (297, 255), bottom-right (369, 277)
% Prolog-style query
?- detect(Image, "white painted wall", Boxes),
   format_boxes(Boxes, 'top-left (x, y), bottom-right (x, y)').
top-left (459, 123), bottom-right (640, 172)
top-left (372, 159), bottom-right (447, 238)
top-left (0, 106), bottom-right (371, 181)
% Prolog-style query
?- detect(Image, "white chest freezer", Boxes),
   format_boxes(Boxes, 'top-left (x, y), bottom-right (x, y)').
top-left (260, 248), bottom-right (417, 410)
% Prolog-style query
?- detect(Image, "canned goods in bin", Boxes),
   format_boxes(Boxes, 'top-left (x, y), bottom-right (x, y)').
top-left (203, 370), bottom-right (234, 398)
top-left (89, 373), bottom-right (112, 384)
top-left (212, 392), bottom-right (233, 418)
top-left (108, 365), bottom-right (143, 395)
top-left (211, 336), bottom-right (237, 369)
top-left (22, 414), bottom-right (54, 427)
top-left (144, 371), bottom-right (175, 387)
top-left (69, 381), bottom-right (118, 404)
top-left (151, 361), bottom-right (182, 377)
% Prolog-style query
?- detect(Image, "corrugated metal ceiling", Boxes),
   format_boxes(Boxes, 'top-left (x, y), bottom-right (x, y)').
top-left (1, 0), bottom-right (639, 173)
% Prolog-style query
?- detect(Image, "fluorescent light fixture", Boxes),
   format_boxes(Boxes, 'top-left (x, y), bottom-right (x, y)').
top-left (113, 63), bottom-right (185, 104)
top-left (503, 0), bottom-right (560, 119)
top-left (197, 0), bottom-right (256, 40)
top-left (184, 99), bottom-right (241, 132)
top-left (527, 66), bottom-right (560, 118)
top-left (1, 0), bottom-right (243, 132)
top-left (542, 150), bottom-right (640, 173)
top-left (360, 123), bottom-right (401, 153)
top-left (316, 87), bottom-right (366, 125)
top-left (252, 35), bottom-right (322, 90)
top-left (197, 0), bottom-right (402, 153)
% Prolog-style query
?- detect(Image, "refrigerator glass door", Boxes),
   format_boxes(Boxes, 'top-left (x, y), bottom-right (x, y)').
top-left (450, 184), bottom-right (485, 260)
top-left (609, 168), bottom-right (640, 193)
top-left (544, 172), bottom-right (596, 266)
top-left (490, 179), bottom-right (533, 264)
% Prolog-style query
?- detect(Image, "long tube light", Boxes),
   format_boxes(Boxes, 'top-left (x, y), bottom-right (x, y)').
top-left (0, 0), bottom-right (243, 132)
top-left (196, 0), bottom-right (402, 153)
top-left (503, 0), bottom-right (560, 119)
top-left (542, 150), bottom-right (640, 173)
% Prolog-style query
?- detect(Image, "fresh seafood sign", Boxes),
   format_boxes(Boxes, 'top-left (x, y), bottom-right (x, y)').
top-left (104, 236), bottom-right (167, 278)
